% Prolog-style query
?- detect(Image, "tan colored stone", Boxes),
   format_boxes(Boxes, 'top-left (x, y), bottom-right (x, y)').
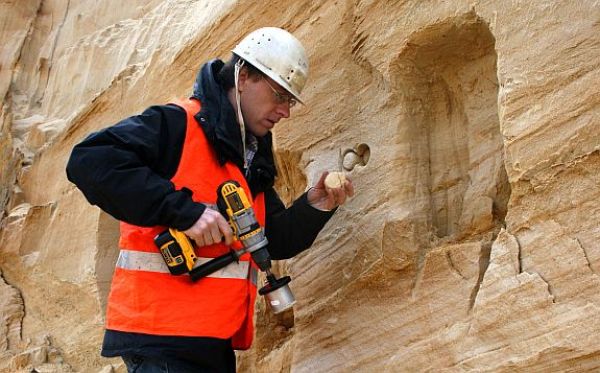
top-left (324, 171), bottom-right (347, 189)
top-left (0, 270), bottom-right (24, 353)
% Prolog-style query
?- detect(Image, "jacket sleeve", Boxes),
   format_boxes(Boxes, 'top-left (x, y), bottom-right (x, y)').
top-left (65, 104), bottom-right (206, 230)
top-left (264, 187), bottom-right (336, 260)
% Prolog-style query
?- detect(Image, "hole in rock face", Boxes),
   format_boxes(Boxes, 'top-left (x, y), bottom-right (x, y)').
top-left (393, 13), bottom-right (510, 240)
top-left (356, 143), bottom-right (370, 165)
top-left (343, 143), bottom-right (370, 171)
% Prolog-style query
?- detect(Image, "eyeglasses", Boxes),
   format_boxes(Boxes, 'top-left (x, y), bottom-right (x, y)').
top-left (262, 76), bottom-right (297, 108)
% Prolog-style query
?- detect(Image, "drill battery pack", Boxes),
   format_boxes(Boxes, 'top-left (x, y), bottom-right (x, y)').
top-left (154, 228), bottom-right (197, 275)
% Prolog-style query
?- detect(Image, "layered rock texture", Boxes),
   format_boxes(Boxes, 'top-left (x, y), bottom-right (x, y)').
top-left (0, 1), bottom-right (598, 372)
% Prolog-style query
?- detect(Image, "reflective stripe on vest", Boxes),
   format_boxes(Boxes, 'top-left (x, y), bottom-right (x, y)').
top-left (115, 249), bottom-right (258, 285)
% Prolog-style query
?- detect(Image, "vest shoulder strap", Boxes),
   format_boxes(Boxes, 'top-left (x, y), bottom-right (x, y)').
top-left (170, 98), bottom-right (201, 115)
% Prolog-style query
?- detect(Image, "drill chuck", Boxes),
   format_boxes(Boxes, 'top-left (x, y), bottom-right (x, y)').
top-left (250, 246), bottom-right (271, 272)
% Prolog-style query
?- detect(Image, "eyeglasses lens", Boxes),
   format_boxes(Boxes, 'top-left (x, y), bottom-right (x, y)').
top-left (263, 77), bottom-right (296, 107)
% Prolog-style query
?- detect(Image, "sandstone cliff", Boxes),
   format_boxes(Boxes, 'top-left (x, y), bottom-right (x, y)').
top-left (0, 1), bottom-right (599, 372)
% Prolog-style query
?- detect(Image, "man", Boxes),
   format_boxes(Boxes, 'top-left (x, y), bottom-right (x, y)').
top-left (66, 27), bottom-right (353, 372)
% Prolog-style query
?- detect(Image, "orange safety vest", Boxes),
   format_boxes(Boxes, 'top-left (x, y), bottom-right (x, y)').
top-left (105, 98), bottom-right (264, 350)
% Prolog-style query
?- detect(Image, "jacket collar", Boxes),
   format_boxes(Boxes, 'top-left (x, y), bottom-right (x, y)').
top-left (191, 59), bottom-right (244, 167)
top-left (190, 59), bottom-right (276, 192)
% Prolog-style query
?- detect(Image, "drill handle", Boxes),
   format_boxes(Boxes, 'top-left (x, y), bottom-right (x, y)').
top-left (189, 249), bottom-right (239, 282)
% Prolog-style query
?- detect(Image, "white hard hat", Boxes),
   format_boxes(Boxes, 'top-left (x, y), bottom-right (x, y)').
top-left (232, 27), bottom-right (309, 104)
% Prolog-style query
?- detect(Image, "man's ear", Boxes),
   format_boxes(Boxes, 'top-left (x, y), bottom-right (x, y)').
top-left (237, 67), bottom-right (250, 92)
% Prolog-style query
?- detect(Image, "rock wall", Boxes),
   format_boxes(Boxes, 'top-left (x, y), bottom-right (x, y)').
top-left (0, 1), bottom-right (598, 372)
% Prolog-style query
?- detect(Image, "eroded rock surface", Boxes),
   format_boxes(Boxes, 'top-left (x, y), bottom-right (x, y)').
top-left (0, 1), bottom-right (598, 372)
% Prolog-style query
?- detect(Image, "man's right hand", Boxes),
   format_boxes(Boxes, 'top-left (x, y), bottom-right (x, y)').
top-left (182, 207), bottom-right (234, 247)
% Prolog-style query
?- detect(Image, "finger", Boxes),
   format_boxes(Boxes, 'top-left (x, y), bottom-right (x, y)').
top-left (337, 188), bottom-right (347, 205)
top-left (315, 171), bottom-right (329, 189)
top-left (344, 180), bottom-right (355, 198)
top-left (194, 234), bottom-right (205, 247)
top-left (202, 231), bottom-right (213, 246)
top-left (332, 187), bottom-right (345, 205)
top-left (209, 221), bottom-right (222, 244)
top-left (323, 187), bottom-right (335, 209)
top-left (202, 209), bottom-right (222, 244)
top-left (217, 216), bottom-right (234, 245)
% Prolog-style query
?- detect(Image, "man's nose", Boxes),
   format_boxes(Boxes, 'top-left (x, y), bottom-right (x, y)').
top-left (276, 102), bottom-right (290, 119)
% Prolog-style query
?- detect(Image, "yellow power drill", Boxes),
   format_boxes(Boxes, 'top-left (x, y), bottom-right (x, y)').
top-left (153, 180), bottom-right (265, 277)
top-left (153, 180), bottom-right (296, 313)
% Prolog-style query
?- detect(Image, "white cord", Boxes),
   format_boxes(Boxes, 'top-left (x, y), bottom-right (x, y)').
top-left (234, 60), bottom-right (248, 172)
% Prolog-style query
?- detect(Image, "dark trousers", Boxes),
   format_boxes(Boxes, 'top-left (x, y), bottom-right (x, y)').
top-left (122, 349), bottom-right (236, 373)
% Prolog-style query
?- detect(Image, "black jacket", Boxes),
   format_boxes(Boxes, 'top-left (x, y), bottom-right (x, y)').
top-left (66, 59), bottom-right (334, 359)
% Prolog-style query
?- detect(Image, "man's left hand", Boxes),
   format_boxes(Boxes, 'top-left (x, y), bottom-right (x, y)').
top-left (307, 171), bottom-right (354, 211)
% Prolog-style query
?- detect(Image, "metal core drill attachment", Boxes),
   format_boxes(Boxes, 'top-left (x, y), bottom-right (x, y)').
top-left (259, 270), bottom-right (296, 314)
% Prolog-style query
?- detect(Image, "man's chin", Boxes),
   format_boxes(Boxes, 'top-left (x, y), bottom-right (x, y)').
top-left (248, 127), bottom-right (270, 138)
